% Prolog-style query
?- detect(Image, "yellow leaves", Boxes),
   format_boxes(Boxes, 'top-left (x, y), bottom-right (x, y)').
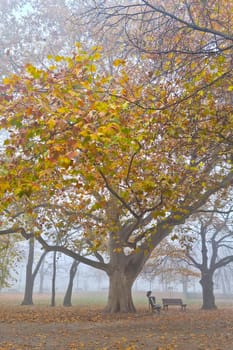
top-left (0, 179), bottom-right (10, 192)
top-left (93, 238), bottom-right (101, 249)
top-left (142, 179), bottom-right (155, 192)
top-left (14, 182), bottom-right (40, 198)
top-left (113, 58), bottom-right (126, 66)
top-left (57, 156), bottom-right (71, 168)
top-left (47, 118), bottom-right (56, 129)
top-left (52, 144), bottom-right (63, 152)
top-left (54, 55), bottom-right (64, 62)
top-left (25, 64), bottom-right (42, 79)
top-left (94, 100), bottom-right (109, 112)
top-left (96, 123), bottom-right (120, 138)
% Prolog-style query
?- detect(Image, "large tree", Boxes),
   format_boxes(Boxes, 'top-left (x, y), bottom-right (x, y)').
top-left (0, 41), bottom-right (232, 312)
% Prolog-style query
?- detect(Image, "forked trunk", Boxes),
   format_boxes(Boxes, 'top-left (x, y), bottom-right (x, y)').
top-left (200, 272), bottom-right (217, 309)
top-left (105, 269), bottom-right (136, 313)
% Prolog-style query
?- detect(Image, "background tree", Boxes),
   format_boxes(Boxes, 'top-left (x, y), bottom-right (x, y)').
top-left (141, 239), bottom-right (200, 295)
top-left (0, 206), bottom-right (26, 290)
top-left (0, 235), bottom-right (20, 289)
top-left (63, 259), bottom-right (80, 307)
top-left (184, 209), bottom-right (233, 309)
top-left (214, 264), bottom-right (233, 295)
top-left (170, 196), bottom-right (233, 309)
top-left (0, 0), bottom-right (84, 77)
top-left (21, 237), bottom-right (47, 305)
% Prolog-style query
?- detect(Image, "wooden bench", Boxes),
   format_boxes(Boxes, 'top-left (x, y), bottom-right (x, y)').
top-left (146, 292), bottom-right (161, 314)
top-left (162, 298), bottom-right (187, 311)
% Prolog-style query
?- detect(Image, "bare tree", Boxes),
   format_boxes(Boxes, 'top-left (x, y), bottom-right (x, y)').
top-left (177, 204), bottom-right (233, 309)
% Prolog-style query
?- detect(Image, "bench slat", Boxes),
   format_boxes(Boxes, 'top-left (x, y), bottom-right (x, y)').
top-left (162, 298), bottom-right (186, 311)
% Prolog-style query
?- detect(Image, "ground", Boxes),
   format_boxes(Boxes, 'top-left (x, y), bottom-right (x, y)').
top-left (0, 294), bottom-right (233, 350)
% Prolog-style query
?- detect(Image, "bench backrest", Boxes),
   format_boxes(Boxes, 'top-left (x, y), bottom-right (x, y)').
top-left (162, 298), bottom-right (183, 305)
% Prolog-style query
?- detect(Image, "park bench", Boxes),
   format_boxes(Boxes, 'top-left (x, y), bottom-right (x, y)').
top-left (146, 291), bottom-right (161, 314)
top-left (162, 298), bottom-right (187, 311)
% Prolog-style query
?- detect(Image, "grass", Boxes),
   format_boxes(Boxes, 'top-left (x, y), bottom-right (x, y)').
top-left (1, 290), bottom-right (233, 308)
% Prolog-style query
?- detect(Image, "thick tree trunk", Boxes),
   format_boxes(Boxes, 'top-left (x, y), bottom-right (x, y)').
top-left (21, 238), bottom-right (34, 305)
top-left (200, 272), bottom-right (217, 309)
top-left (105, 269), bottom-right (136, 313)
top-left (63, 260), bottom-right (79, 307)
top-left (104, 229), bottom-right (149, 313)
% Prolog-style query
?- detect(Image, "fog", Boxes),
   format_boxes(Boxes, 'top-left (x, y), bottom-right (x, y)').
top-left (0, 241), bottom-right (205, 296)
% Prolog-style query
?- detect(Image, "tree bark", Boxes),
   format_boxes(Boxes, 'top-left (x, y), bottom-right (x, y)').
top-left (105, 268), bottom-right (136, 313)
top-left (21, 237), bottom-right (34, 305)
top-left (63, 260), bottom-right (79, 307)
top-left (200, 272), bottom-right (217, 309)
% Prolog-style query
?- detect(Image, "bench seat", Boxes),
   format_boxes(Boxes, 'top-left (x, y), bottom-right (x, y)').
top-left (162, 298), bottom-right (186, 311)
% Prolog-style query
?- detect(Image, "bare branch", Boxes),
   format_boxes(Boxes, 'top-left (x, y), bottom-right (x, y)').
top-left (142, 1), bottom-right (233, 42)
top-left (98, 168), bottom-right (140, 218)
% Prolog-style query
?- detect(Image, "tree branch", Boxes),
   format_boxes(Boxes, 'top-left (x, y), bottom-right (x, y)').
top-left (98, 168), bottom-right (140, 218)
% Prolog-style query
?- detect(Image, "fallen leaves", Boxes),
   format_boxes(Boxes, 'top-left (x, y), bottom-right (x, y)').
top-left (1, 306), bottom-right (233, 349)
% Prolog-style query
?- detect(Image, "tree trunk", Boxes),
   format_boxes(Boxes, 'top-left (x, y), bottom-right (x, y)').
top-left (39, 259), bottom-right (45, 294)
top-left (50, 250), bottom-right (57, 307)
top-left (182, 275), bottom-right (188, 299)
top-left (200, 272), bottom-right (217, 309)
top-left (104, 230), bottom-right (149, 313)
top-left (105, 269), bottom-right (136, 313)
top-left (21, 237), bottom-right (34, 305)
top-left (63, 260), bottom-right (79, 307)
top-left (21, 239), bottom-right (47, 305)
